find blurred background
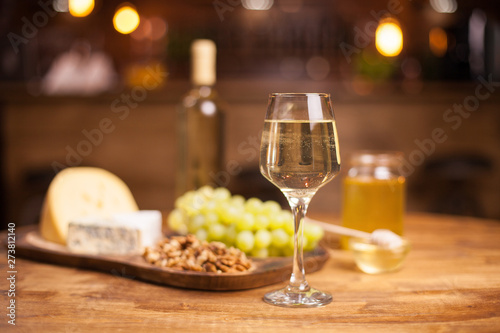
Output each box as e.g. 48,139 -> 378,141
1,0 -> 499,229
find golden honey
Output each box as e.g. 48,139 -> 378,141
340,152 -> 406,249
349,237 -> 410,274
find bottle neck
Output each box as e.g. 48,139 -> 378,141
191,39 -> 216,87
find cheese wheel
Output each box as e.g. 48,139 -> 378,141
39,167 -> 139,244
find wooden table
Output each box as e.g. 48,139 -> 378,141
1,213 -> 500,332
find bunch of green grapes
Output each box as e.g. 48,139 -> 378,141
167,186 -> 324,257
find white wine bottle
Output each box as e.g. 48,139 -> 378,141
176,39 -> 225,196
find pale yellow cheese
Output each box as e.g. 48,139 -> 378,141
39,167 -> 139,244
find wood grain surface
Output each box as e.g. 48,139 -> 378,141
1,213 -> 500,332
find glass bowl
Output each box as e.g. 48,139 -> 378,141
349,237 -> 411,274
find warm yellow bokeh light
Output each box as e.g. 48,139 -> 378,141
69,0 -> 94,17
429,27 -> 448,57
375,21 -> 403,57
113,6 -> 140,34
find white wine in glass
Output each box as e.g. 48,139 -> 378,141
260,93 -> 341,307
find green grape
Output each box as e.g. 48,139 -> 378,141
304,222 -> 324,244
236,212 -> 255,231
175,190 -> 194,209
271,228 -> 289,248
215,202 -> 240,225
287,234 -> 308,252
236,230 -> 254,253
251,247 -> 269,258
200,200 -> 217,215
182,194 -> 204,217
245,197 -> 263,214
269,210 -> 291,230
167,208 -> 188,234
283,216 -> 295,235
268,216 -> 284,230
254,229 -> 272,249
195,229 -> 208,241
231,195 -> 246,207
224,205 -> 242,225
213,187 -> 231,202
191,192 -> 206,211
262,200 -> 282,216
204,211 -> 219,226
187,214 -> 206,233
171,186 -> 325,257
215,201 -> 227,218
225,224 -> 238,246
174,196 -> 184,210
254,215 -> 270,230
208,223 -> 226,242
197,185 -> 214,199
281,210 -> 293,220
304,239 -> 319,251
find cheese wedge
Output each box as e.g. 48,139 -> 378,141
39,167 -> 139,244
67,210 -> 163,255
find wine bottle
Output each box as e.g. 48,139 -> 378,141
176,39 -> 225,196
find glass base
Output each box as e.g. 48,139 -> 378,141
263,287 -> 332,308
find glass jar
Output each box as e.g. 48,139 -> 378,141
341,151 -> 406,249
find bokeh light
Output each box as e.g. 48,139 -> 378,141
149,17 -> 168,40
131,16 -> 168,41
242,0 -> 274,11
68,0 -> 94,17
430,0 -> 457,14
429,27 -> 448,57
375,19 -> 403,57
113,5 -> 140,35
306,56 -> 330,81
53,0 -> 69,12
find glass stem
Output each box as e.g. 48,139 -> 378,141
285,195 -> 312,292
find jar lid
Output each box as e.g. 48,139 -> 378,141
349,151 -> 404,167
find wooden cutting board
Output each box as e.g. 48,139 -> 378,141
14,225 -> 329,291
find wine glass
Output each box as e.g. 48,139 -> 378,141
259,93 -> 341,307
